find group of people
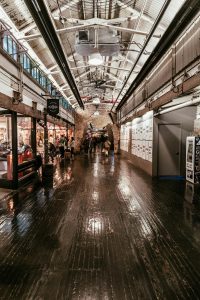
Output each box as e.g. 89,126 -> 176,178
48,133 -> 112,162
80,134 -> 112,156
48,135 -> 75,162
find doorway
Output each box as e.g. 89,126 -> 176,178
158,124 -> 181,176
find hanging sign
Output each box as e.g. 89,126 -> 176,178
47,99 -> 59,116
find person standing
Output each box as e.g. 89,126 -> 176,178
104,138 -> 111,156
59,135 -> 65,158
70,137 -> 75,160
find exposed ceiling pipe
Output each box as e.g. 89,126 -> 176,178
154,97 -> 200,116
24,0 -> 84,109
115,0 -> 200,112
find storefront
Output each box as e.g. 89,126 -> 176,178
0,110 -> 37,188
0,103 -> 74,188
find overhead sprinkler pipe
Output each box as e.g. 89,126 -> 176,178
154,97 -> 200,116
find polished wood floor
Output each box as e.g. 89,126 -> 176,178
0,154 -> 200,299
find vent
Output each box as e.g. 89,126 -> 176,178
75,28 -> 120,57
78,30 -> 89,42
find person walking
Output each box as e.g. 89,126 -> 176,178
70,137 -> 75,160
48,142 -> 56,162
104,138 -> 111,156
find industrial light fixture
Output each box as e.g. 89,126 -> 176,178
92,97 -> 101,104
88,53 -> 103,66
94,111 -> 100,116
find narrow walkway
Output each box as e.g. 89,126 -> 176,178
0,154 -> 200,299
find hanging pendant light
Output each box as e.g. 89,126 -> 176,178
88,53 -> 103,66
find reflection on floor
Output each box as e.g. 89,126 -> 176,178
0,154 -> 200,299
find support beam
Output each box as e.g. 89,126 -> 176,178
20,22 -> 161,41
103,24 -> 161,38
116,0 -> 166,31
52,0 -> 80,15
70,64 -> 134,72
19,0 -> 80,33
47,64 -> 58,71
0,92 -> 68,126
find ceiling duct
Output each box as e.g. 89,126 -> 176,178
75,27 -> 120,57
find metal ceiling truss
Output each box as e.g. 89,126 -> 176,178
116,0 -> 200,111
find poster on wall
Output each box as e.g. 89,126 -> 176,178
121,112 -> 153,161
186,137 -> 195,171
145,141 -> 149,161
186,136 -> 200,183
148,142 -> 152,162
142,141 -> 146,159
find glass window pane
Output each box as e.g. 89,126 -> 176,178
47,82 -> 52,94
12,41 -> 17,61
32,66 -> 39,80
23,55 -> 30,72
20,53 -> 24,66
3,36 -> 8,52
7,36 -> 13,55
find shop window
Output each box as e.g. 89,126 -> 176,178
17,116 -> 33,161
0,113 -> 12,180
18,117 -> 31,147
36,121 -> 44,157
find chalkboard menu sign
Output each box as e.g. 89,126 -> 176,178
47,99 -> 59,116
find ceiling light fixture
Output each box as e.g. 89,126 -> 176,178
94,111 -> 100,116
92,97 -> 101,104
88,53 -> 103,66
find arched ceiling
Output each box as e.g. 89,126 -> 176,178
0,0 -> 187,117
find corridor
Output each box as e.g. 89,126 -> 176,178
0,154 -> 200,299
